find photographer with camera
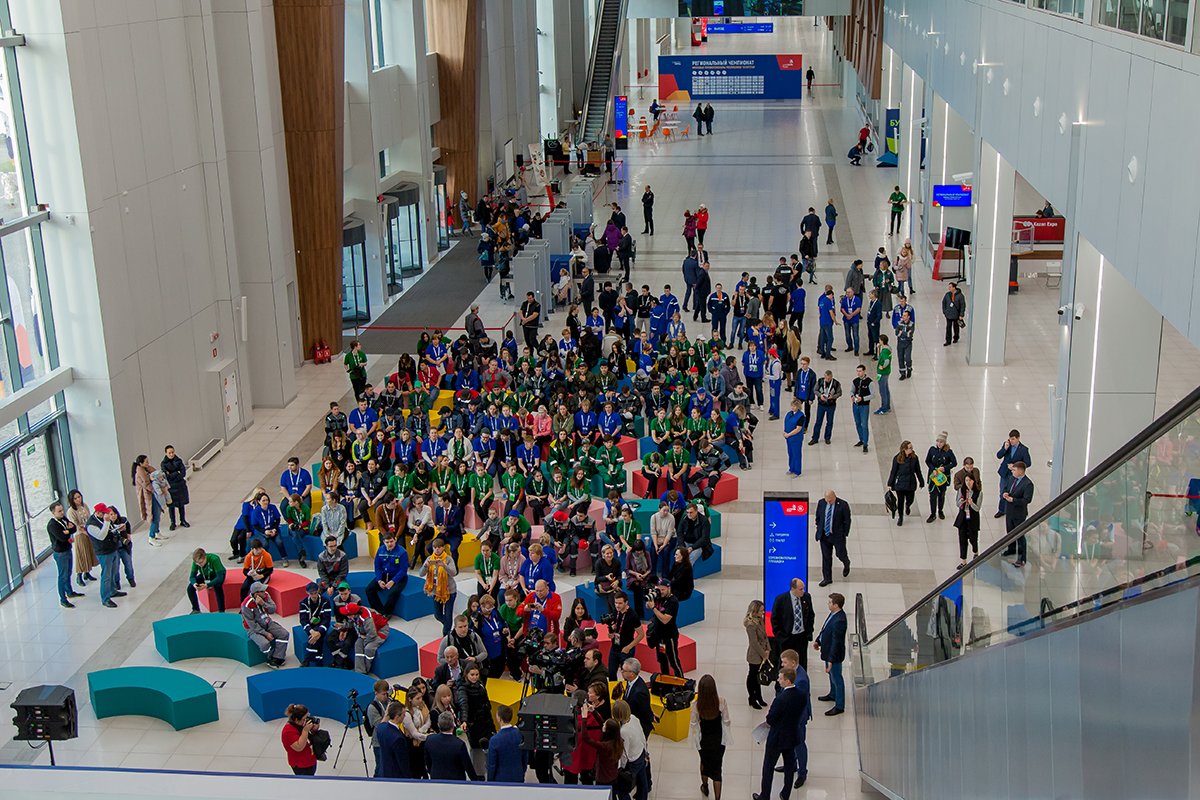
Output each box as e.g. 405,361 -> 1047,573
606,591 -> 645,678
518,579 -> 563,642
281,703 -> 320,775
242,581 -> 289,668
647,578 -> 683,677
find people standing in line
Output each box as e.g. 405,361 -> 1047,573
813,592 -> 848,715
850,365 -> 872,454
770,577 -> 815,673
160,445 -> 190,530
703,103 -> 714,135
681,246 -> 700,313
641,185 -> 654,235
872,248 -> 895,312
683,211 -> 698,253
693,256 -> 712,325
689,674 -> 731,800
887,441 -> 925,526
925,432 -> 958,523
695,204 -> 709,246
814,490 -> 851,587
895,309 -> 915,380
617,227 -> 634,282
783,399 -> 806,476
1001,461 -> 1034,568
744,600 -> 769,708
874,333 -> 892,414
994,429 -> 1031,517
824,198 -> 837,244
48,501 -> 84,609
954,471 -> 983,569
693,102 -> 706,135
752,666 -> 805,800
807,370 -> 841,446
345,339 -> 368,401
66,490 -> 98,588
942,281 -> 966,346
840,286 -> 861,355
887,185 -> 908,236
816,285 -> 837,360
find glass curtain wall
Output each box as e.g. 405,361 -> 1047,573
0,1 -> 78,601
382,183 -> 424,296
1099,0 -> 1192,46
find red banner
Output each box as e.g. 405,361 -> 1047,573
1013,216 -> 1066,243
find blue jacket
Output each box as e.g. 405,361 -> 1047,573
376,721 -> 411,778
789,286 -> 806,313
742,349 -> 764,378
817,608 -> 848,663
794,368 -> 817,401
486,725 -> 528,782
520,556 -> 555,593
436,504 -> 464,539
682,256 -> 701,285
251,504 -> 281,535
374,543 -> 409,584
660,293 -> 681,319
891,302 -> 915,329
425,732 -> 479,781
818,293 -> 836,326
996,441 -> 1032,477
866,298 -> 883,327
689,392 -> 713,418
765,686 -> 805,750
234,500 -> 256,532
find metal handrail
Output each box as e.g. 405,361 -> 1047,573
579,0 -> 629,144
865,382 -> 1200,648
577,0 -> 607,142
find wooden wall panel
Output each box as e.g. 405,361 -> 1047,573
426,0 -> 479,207
275,0 -> 345,357
845,0 -> 883,101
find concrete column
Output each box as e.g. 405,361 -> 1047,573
635,18 -> 651,83
922,93 -> 973,262
1057,237 -> 1163,488
897,63 -> 924,245
964,139 -> 1014,366
881,44 -> 902,112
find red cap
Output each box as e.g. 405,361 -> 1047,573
344,603 -> 360,615
93,503 -> 111,515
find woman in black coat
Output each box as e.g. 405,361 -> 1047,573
887,440 -> 924,527
667,545 -> 694,601
161,445 -> 190,529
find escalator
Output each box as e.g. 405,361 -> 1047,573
580,0 -> 627,145
851,385 -> 1200,799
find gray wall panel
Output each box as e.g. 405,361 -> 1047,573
855,585 -> 1200,799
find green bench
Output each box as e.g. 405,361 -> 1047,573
152,613 -> 267,667
88,666 -> 219,730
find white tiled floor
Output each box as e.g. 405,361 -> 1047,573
4,16 -> 1200,799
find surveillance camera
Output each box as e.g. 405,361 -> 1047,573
1057,304 -> 1070,316
951,171 -> 974,183
1073,303 -> 1085,321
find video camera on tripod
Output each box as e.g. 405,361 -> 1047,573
520,629 -> 584,692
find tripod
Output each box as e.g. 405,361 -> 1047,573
332,695 -> 370,777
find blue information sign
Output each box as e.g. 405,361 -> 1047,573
932,184 -> 972,207
707,23 -> 775,33
614,95 -> 628,150
763,492 -> 809,605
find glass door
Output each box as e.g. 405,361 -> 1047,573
433,165 -> 450,252
342,221 -> 370,325
382,183 -> 424,295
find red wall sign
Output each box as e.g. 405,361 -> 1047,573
1013,216 -> 1066,243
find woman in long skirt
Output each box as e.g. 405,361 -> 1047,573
783,399 -> 805,476
66,490 -> 98,587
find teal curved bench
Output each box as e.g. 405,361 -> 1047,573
152,613 -> 267,666
88,666 -> 219,730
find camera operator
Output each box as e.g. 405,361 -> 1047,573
647,578 -> 683,676
439,615 -> 487,674
606,591 -> 645,678
282,703 -> 319,775
567,647 -> 610,695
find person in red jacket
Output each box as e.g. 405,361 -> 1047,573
695,205 -> 709,246
517,580 -> 562,642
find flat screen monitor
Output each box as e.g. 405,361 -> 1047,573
932,184 -> 972,207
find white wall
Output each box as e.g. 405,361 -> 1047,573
884,0 -> 1200,351
11,0 -> 298,512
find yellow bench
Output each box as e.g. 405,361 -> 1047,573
310,489 -> 323,513
650,695 -> 690,742
486,678 -> 528,718
367,528 -> 381,559
457,531 -> 482,570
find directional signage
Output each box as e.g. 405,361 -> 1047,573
707,23 -> 775,33
763,491 -> 809,606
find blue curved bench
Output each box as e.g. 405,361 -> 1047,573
247,667 -> 377,726
290,625 -> 418,679
153,613 -> 266,666
343,570 -> 430,620
89,666 -> 218,730
692,544 -> 722,580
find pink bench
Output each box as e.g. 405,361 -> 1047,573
198,569 -> 309,617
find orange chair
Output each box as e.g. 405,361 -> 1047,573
680,125 -> 690,139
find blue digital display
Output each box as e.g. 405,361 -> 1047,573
707,23 -> 775,33
932,184 -> 972,207
763,492 -> 809,605
614,96 -> 627,141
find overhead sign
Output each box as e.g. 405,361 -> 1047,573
659,54 -> 804,100
1013,216 -> 1066,243
932,184 -> 973,207
707,22 -> 775,33
763,492 -> 809,606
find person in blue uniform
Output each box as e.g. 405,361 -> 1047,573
783,399 -> 805,476
766,347 -> 783,420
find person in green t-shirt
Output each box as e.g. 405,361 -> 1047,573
187,548 -> 227,613
875,332 -> 893,414
888,185 -> 908,236
344,339 -> 368,400
474,540 -> 500,598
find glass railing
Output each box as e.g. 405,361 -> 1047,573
856,384 -> 1200,685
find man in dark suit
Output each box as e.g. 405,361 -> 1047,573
486,705 -> 528,782
425,711 -> 480,781
619,656 -> 657,790
814,592 -> 848,715
813,490 -> 852,587
753,667 -> 805,800
432,645 -> 463,691
994,429 -> 1031,517
376,702 -> 411,778
770,578 -> 815,672
1001,462 -> 1034,567
579,267 -> 595,314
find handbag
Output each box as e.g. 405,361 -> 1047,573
757,652 -> 777,686
615,767 -> 635,794
884,490 -> 897,518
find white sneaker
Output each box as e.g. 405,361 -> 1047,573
148,536 -> 164,547
155,532 -> 171,540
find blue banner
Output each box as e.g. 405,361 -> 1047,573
614,95 -> 628,149
763,493 -> 809,605
877,108 -> 899,167
659,54 -> 804,100
707,22 -> 775,33
932,184 -> 972,207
